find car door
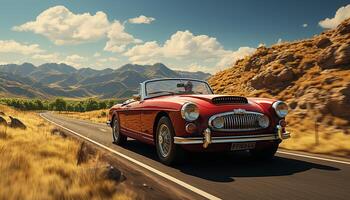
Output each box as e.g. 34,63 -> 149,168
124,101 -> 142,135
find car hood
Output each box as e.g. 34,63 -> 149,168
153,94 -> 276,114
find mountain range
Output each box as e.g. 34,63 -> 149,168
0,63 -> 211,99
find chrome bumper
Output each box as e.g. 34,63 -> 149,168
174,126 -> 290,148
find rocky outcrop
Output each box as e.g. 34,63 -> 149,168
209,17 -> 350,129
9,116 -> 26,129
0,116 -> 7,126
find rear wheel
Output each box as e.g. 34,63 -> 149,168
155,116 -> 184,165
250,143 -> 278,160
112,117 -> 127,145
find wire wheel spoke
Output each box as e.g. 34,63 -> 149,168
158,124 -> 172,157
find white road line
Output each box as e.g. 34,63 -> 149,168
277,150 -> 350,165
40,113 -> 221,200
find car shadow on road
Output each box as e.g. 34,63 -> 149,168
123,140 -> 340,183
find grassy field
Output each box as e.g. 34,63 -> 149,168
0,105 -> 134,200
60,109 -> 350,158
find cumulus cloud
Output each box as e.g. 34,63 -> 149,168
32,53 -> 60,62
124,41 -> 162,64
302,23 -> 308,28
13,6 -> 110,45
13,5 -> 140,52
98,57 -> 118,63
216,47 -> 256,68
104,21 -> 142,53
65,54 -> 84,62
0,40 -> 44,55
277,38 -> 282,44
63,54 -> 86,67
128,15 -> 155,24
319,4 -> 350,29
124,30 -> 255,72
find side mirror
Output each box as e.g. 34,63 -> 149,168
132,94 -> 141,101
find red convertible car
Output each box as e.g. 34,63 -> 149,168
107,78 -> 290,165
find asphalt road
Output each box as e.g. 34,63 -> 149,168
41,112 -> 350,200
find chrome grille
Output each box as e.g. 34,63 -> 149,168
209,111 -> 269,132
212,96 -> 248,104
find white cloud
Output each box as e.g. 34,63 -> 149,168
98,57 -> 118,63
128,15 -> 155,24
277,38 -> 282,44
124,41 -> 162,64
216,47 -> 256,68
302,23 -> 308,28
319,4 -> 350,29
32,53 -> 60,62
63,54 -> 85,67
104,21 -> 142,53
13,6 -> 110,45
124,30 -> 255,72
93,52 -> 101,57
184,63 -> 212,73
13,5 -> 140,51
65,54 -> 84,62
0,40 -> 44,55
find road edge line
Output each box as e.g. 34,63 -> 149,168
277,150 -> 350,165
40,113 -> 221,200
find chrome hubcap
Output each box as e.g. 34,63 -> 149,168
158,124 -> 171,157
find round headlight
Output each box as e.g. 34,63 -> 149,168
212,116 -> 225,129
181,102 -> 199,122
272,101 -> 289,118
258,115 -> 270,128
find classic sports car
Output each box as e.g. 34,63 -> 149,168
107,78 -> 290,165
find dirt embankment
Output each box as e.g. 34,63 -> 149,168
209,18 -> 350,157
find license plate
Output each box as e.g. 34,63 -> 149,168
231,142 -> 256,151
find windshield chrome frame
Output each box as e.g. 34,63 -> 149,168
139,78 -> 213,100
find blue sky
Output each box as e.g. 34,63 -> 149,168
0,0 -> 349,73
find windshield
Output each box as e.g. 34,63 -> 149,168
145,79 -> 213,98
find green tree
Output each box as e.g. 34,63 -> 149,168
85,99 -> 99,111
98,101 -> 107,109
54,98 -> 67,112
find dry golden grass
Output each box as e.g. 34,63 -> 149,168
0,105 -> 134,200
59,110 -> 108,124
280,113 -> 350,157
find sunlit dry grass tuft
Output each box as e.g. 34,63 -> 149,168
0,105 -> 134,200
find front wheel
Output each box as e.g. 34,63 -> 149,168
155,116 -> 184,165
112,117 -> 127,145
249,143 -> 278,160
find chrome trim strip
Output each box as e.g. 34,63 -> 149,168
174,134 -> 279,144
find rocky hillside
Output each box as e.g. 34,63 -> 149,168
209,18 -> 350,155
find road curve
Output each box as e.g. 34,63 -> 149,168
41,112 -> 350,200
